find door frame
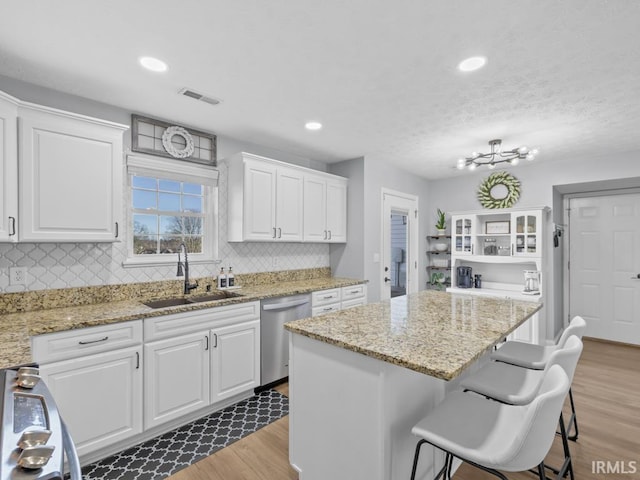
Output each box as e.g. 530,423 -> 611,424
381,188 -> 419,300
563,187 -> 640,335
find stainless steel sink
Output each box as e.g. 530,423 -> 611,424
142,298 -> 193,309
188,291 -> 243,303
143,291 -> 242,309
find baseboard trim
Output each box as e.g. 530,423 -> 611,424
583,336 -> 640,349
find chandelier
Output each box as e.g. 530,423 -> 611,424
456,139 -> 539,170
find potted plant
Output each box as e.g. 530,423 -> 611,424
435,208 -> 446,235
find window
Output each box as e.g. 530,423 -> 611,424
125,154 -> 219,266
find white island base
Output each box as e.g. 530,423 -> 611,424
289,333 -> 489,480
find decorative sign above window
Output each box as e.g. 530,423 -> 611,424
131,114 -> 217,166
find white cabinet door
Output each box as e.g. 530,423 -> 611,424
511,210 -> 542,257
144,331 -> 210,429
211,319 -> 260,402
276,167 -> 304,241
452,215 -> 476,255
0,92 -> 18,242
326,179 -> 347,243
18,105 -> 126,242
38,346 -> 142,458
303,175 -> 327,242
243,159 -> 277,241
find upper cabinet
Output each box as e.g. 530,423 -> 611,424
303,174 -> 347,243
18,103 -> 128,242
227,152 -> 348,243
0,91 -> 18,242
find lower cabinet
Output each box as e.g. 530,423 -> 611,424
144,331 -> 211,429
312,284 -> 368,316
37,345 -> 143,457
211,319 -> 260,403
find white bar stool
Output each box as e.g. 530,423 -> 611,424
410,365 -> 570,480
461,336 -> 583,480
491,316 -> 586,440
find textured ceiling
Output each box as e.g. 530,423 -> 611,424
1,1 -> 639,179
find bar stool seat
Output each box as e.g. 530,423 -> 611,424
410,365 -> 571,480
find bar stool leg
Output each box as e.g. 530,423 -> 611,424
566,388 -> 579,441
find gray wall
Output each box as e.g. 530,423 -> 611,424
427,151 -> 640,339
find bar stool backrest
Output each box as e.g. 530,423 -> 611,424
500,365 -> 570,472
557,316 -> 586,348
544,335 -> 583,384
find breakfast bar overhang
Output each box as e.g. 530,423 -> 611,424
285,290 -> 542,480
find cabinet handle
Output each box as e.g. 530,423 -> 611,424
323,295 -> 334,299
349,290 -> 359,294
213,333 -> 218,348
471,244 -> 473,255
328,230 -> 332,240
135,351 -> 140,369
78,336 -> 109,345
273,227 -> 277,238
8,216 -> 16,236
324,230 -> 327,240
278,227 -> 282,238
323,307 -> 333,311
511,244 -> 514,256
205,335 -> 209,350
115,222 -> 119,238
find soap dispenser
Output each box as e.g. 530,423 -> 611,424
227,267 -> 235,287
217,267 -> 227,289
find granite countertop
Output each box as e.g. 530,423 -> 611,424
285,289 -> 542,381
0,276 -> 364,369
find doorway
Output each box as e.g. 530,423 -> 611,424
382,189 -> 418,300
567,192 -> 640,345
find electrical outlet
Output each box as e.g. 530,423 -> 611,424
9,267 -> 27,286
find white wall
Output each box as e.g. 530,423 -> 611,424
427,151 -> 640,339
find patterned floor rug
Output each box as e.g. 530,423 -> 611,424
80,389 -> 289,480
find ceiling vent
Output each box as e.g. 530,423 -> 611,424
178,88 -> 222,106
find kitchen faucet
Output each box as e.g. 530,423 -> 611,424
176,243 -> 198,294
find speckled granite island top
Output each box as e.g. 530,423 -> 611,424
285,290 -> 542,380
0,274 -> 364,370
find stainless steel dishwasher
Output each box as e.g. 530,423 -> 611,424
260,293 -> 311,387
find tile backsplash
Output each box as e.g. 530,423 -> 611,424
0,161 -> 330,293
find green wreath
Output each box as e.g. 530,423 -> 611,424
477,171 -> 521,209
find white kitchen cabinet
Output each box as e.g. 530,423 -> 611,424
210,319 -> 260,402
303,174 -> 348,242
144,331 -> 211,429
32,321 -> 143,459
312,284 -> 367,316
452,214 -> 476,255
0,91 -> 18,242
512,210 -> 543,257
227,153 -> 303,241
227,152 -> 347,243
18,103 -> 127,242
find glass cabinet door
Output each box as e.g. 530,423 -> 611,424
513,212 -> 540,256
453,216 -> 474,255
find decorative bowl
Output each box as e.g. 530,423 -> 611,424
434,243 -> 448,252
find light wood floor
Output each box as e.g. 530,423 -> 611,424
169,339 -> 639,480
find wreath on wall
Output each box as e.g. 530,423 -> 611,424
162,125 -> 195,159
477,171 -> 521,209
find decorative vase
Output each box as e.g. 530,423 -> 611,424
437,229 -> 446,236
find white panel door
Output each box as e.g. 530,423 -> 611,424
276,167 -> 303,241
18,106 -> 124,241
569,194 -> 640,345
243,160 -> 277,240
326,179 -> 347,243
39,346 -> 142,457
144,332 -> 210,429
0,93 -> 18,242
303,175 -> 327,241
211,320 -> 260,402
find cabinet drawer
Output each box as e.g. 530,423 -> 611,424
341,284 -> 366,301
312,289 -> 341,306
32,320 -> 143,364
312,304 -> 341,317
341,297 -> 366,310
144,301 -> 260,341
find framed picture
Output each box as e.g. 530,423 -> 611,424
485,220 -> 510,234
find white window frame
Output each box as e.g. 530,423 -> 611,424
123,153 -> 219,267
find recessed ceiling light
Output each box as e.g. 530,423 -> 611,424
305,121 -> 323,131
458,56 -> 487,72
139,56 -> 168,72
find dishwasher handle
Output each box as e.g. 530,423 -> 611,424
262,299 -> 310,311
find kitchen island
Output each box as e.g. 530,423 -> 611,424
284,289 -> 542,480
